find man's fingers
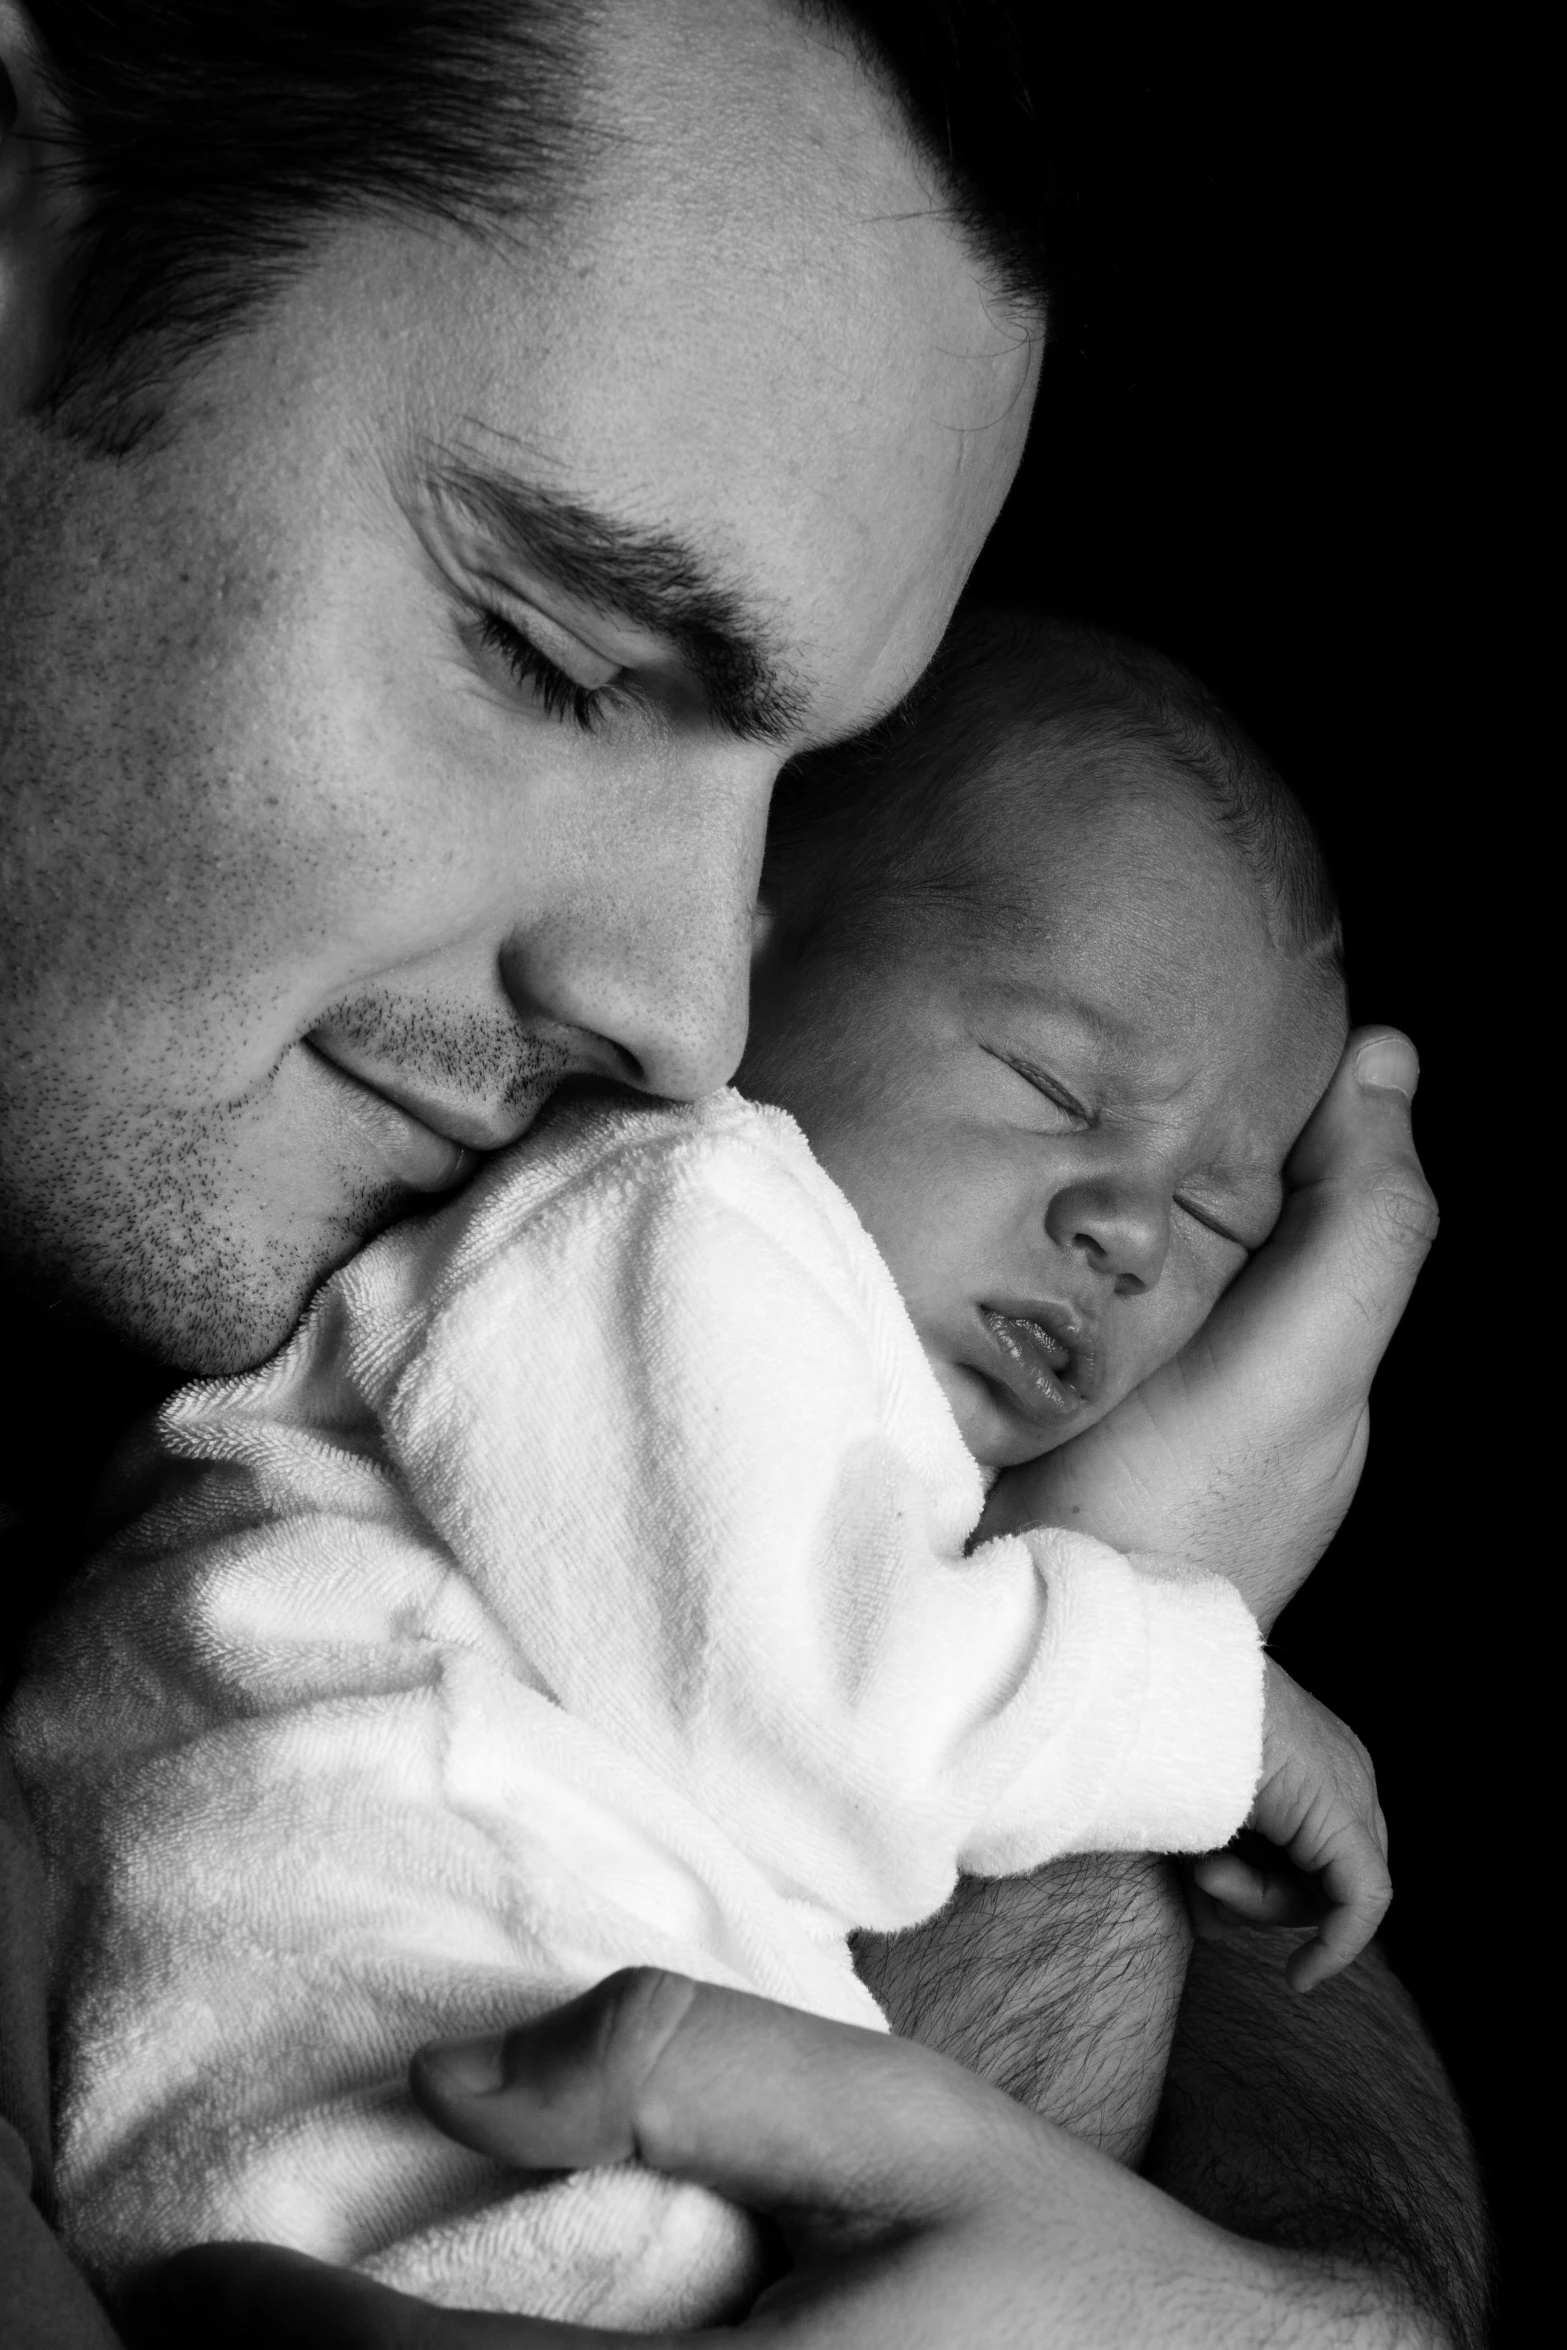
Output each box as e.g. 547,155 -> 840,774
415,1967 -> 1018,2225
1220,1026 -> 1437,1409
412,1966 -> 700,2172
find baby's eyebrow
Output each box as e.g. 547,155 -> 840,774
424,449 -> 811,746
990,987 -> 1133,1065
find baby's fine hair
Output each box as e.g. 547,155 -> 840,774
764,606 -> 1344,984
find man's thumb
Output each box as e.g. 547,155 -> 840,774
1278,1027 -> 1439,1350
413,1968 -> 1014,2223
1211,1025 -> 1438,1422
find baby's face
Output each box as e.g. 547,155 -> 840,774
741,770 -> 1345,1468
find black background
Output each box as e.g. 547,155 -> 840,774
976,17 -> 1515,2327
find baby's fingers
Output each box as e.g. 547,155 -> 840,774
1283,1837 -> 1394,1993
1188,1821 -> 1393,1991
1190,1844 -> 1322,1927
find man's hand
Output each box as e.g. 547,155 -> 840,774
123,1968 -> 1419,2350
978,1029 -> 1436,1630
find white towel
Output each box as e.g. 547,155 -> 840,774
6,1088 -> 1263,2324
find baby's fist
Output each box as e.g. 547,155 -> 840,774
1191,1658 -> 1392,1991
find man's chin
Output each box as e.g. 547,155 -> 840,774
158,1209 -> 419,1377
1,1181 -> 434,1379
3,1252 -> 306,1380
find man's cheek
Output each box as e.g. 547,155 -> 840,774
119,749 -> 485,1030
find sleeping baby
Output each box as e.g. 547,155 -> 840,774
3,610 -> 1390,2330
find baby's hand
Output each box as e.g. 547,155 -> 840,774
1190,1658 -> 1392,1992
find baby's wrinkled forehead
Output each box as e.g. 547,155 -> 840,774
936,638 -> 1341,972
941,734 -> 1348,1190
959,728 -> 1255,914
769,605 -> 1346,1087
948,730 -> 1308,970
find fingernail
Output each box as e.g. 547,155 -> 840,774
1355,1037 -> 1418,1100
415,2032 -> 506,2097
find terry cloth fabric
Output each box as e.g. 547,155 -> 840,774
4,1089 -> 1263,2326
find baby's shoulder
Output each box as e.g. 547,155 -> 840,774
469,1084 -> 822,1222
484,1086 -> 865,1276
338,1088 -> 859,1326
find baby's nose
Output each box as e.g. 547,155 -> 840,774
1044,1180 -> 1171,1294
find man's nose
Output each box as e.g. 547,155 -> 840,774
1044,1177 -> 1172,1295
500,755 -> 776,1103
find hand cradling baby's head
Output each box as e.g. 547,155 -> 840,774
740,611 -> 1348,1468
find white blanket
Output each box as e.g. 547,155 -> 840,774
6,1089 -> 1262,2325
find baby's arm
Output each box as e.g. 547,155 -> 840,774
983,1440 -> 1393,1983
1191,1657 -> 1392,1991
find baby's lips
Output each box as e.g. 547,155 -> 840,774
979,1309 -> 1085,1422
983,1293 -> 1104,1404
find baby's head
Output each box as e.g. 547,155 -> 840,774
740,610 -> 1347,1469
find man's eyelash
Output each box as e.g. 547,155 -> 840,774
475,610 -> 608,732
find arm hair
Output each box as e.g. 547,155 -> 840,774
856,1859 -> 1492,2349
1146,1925 -> 1493,2350
854,1853 -> 1190,2167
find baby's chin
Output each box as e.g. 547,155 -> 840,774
941,1361 -> 1116,1473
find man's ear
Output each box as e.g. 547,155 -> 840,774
0,0 -> 87,414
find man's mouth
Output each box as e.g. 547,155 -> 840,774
302,1041 -> 484,1196
302,1002 -> 579,1191
976,1302 -> 1100,1424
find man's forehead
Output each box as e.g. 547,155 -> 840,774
400,6 -> 1038,736
582,0 -> 979,278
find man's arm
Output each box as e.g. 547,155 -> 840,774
854,1853 -> 1191,2167
860,1856 -> 1489,2345
127,1964 -> 1485,2350
1147,1923 -> 1492,2350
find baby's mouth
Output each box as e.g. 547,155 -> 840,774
978,1306 -> 1099,1423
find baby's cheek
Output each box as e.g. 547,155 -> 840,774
934,1356 -> 1062,1472
1103,1271 -> 1224,1403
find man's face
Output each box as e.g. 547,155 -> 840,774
741,766 -> 1345,1468
0,0 -> 1035,1369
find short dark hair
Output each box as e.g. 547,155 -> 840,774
763,605 -> 1346,980
25,0 -> 1044,451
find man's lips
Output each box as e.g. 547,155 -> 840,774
976,1302 -> 1101,1423
303,1041 -> 481,1195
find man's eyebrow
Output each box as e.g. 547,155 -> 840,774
427,453 -> 810,746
